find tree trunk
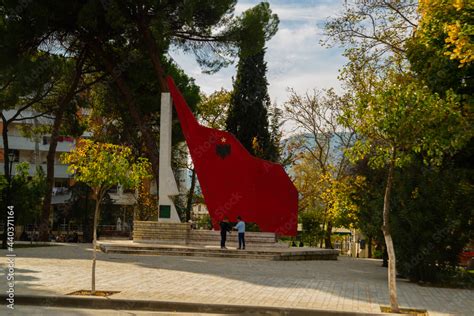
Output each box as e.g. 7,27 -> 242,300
38,106 -> 64,241
39,52 -> 85,241
382,152 -> 399,313
1,116 -> 11,249
382,245 -> 388,267
1,117 -> 10,181
136,14 -> 168,92
83,188 -> 91,243
325,220 -> 333,249
368,236 -> 373,259
88,43 -> 161,185
319,220 -> 325,248
91,189 -> 102,295
185,168 -> 196,222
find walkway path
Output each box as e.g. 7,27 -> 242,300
1,244 -> 472,315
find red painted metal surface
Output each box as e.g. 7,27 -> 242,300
167,77 -> 297,236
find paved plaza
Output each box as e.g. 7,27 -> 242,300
12,305 -> 222,316
1,243 -> 472,315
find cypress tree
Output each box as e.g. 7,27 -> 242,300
225,2 -> 279,162
226,49 -> 278,161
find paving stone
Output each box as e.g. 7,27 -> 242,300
0,243 -> 473,315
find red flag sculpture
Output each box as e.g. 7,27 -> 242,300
167,77 -> 297,236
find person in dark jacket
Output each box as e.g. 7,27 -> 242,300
220,217 -> 231,249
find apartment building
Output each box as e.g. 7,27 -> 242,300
0,110 -> 76,204
0,110 -> 136,217
0,109 -> 193,230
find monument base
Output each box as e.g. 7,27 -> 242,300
109,221 -> 340,260
133,221 -> 190,245
132,221 -> 282,248
100,240 -> 339,261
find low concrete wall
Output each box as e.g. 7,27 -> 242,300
189,230 -> 279,247
133,221 -> 282,247
133,221 -> 191,244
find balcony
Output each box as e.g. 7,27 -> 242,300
0,162 -> 70,178
0,135 -> 75,152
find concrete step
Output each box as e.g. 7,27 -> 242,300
187,239 -> 277,244
115,250 -> 276,260
102,247 -> 277,259
188,241 -> 288,248
108,247 -> 273,254
191,231 -> 276,236
99,244 -> 339,261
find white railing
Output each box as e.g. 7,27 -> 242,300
0,162 -> 70,178
0,135 -> 75,152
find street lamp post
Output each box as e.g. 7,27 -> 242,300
8,152 -> 14,178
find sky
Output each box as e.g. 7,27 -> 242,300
169,0 -> 347,107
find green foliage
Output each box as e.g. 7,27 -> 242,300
348,160 -> 385,243
88,57 -> 201,147
0,51 -> 62,112
226,48 -> 278,161
345,76 -> 472,168
196,214 -> 212,230
224,2 -> 279,162
268,105 -> 284,163
348,148 -> 474,283
134,182 -> 158,221
285,87 -> 356,248
236,2 -> 279,57
197,88 -> 231,129
392,154 -> 474,283
415,0 -> 473,66
66,182 -> 95,242
406,1 -> 473,96
245,222 -> 260,232
300,209 -> 324,247
61,139 -> 151,198
323,1 -> 473,296
2,163 -> 46,225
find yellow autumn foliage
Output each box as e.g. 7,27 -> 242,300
417,0 -> 473,67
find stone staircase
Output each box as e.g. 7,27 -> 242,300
100,244 -> 277,259
99,243 -> 339,261
124,221 -> 339,260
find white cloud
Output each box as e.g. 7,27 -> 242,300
169,0 -> 347,132
235,0 -> 342,21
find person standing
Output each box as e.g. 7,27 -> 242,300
219,217 -> 231,249
234,216 -> 246,250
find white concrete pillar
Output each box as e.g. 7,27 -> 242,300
158,92 -> 181,222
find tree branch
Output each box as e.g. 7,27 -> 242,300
383,1 -> 417,28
